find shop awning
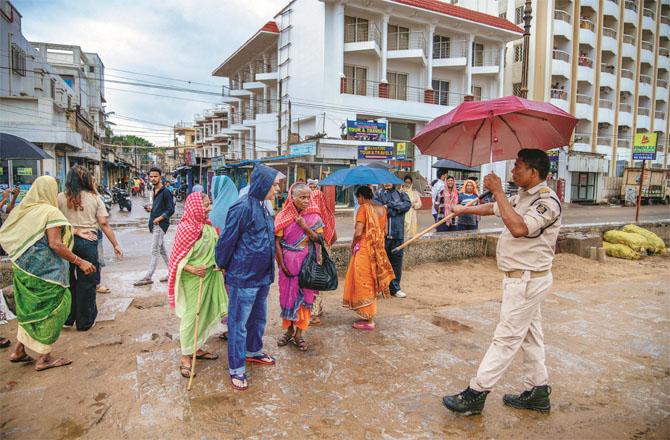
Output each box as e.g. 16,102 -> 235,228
0,132 -> 53,160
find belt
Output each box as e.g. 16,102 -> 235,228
505,269 -> 551,279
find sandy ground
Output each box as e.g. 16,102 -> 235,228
1,217 -> 669,439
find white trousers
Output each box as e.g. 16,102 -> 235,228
470,272 -> 552,392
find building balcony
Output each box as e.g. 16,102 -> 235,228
659,47 -> 670,69
657,78 -> 669,99
641,41 -> 654,63
598,99 -> 615,124
573,133 -> 591,151
624,0 -> 638,23
194,113 -> 205,122
581,0 -> 597,9
471,49 -> 500,74
620,68 -> 634,91
243,81 -> 265,91
576,94 -> 593,120
604,0 -> 620,17
622,34 -> 636,58
229,88 -> 253,99
637,110 -> 651,130
577,57 -> 595,84
619,102 -> 633,126
602,27 -> 618,52
579,19 -> 596,47
643,8 -> 656,29
553,10 -> 572,38
600,64 -> 616,89
661,16 -> 670,37
597,136 -> 612,147
387,31 -> 427,64
432,40 -> 467,69
344,23 -> 382,57
655,111 -> 667,130
550,89 -> 569,111
639,74 -> 653,97
552,50 -> 571,77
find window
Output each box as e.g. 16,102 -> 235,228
344,64 -> 367,96
433,35 -> 451,59
61,75 -> 74,88
10,44 -> 26,76
388,24 -> 409,50
472,85 -> 482,101
388,72 -> 408,100
50,79 -> 56,98
515,6 -> 524,24
89,66 -> 95,73
499,12 -> 507,19
472,43 -> 484,66
513,82 -> 522,97
344,16 -> 369,43
432,80 -> 450,106
513,43 -> 523,63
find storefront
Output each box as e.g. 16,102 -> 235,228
0,159 -> 41,202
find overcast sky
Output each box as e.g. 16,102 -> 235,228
14,0 -> 280,145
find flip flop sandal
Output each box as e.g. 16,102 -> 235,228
352,320 -> 375,331
230,374 -> 248,391
159,276 -> 168,283
245,353 -> 276,365
309,317 -> 321,326
35,358 -> 71,371
179,364 -> 195,378
10,353 -> 33,363
277,331 -> 294,347
96,286 -> 111,294
0,338 -> 10,348
292,338 -> 308,351
133,279 -> 153,286
195,351 -> 219,360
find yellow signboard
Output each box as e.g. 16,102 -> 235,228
632,133 -> 657,160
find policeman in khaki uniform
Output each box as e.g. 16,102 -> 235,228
443,149 -> 561,416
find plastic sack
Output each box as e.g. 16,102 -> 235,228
603,230 -> 648,252
622,224 -> 666,255
603,242 -> 640,260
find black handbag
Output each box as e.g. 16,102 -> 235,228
298,237 -> 338,291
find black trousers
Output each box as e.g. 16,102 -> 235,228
384,238 -> 403,294
65,236 -> 99,331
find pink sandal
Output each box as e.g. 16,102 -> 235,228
352,320 -> 375,331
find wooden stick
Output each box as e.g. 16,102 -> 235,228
392,196 -> 481,253
187,276 -> 205,391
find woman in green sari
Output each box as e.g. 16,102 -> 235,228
167,192 -> 227,378
0,176 -> 95,371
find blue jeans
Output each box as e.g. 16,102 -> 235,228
226,284 -> 270,375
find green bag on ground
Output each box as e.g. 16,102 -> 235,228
603,242 -> 640,260
603,230 -> 648,252
622,224 -> 666,254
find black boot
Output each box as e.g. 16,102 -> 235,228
503,385 -> 551,413
442,387 -> 489,415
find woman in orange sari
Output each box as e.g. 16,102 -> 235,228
342,186 -> 395,330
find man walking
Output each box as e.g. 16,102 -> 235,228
442,149 -> 561,415
134,167 -> 175,286
216,164 -> 281,391
375,183 -> 411,298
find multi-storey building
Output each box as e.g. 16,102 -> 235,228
494,0 -> 669,202
203,0 -> 523,180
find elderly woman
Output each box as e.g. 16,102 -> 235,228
400,175 -> 423,239
274,183 -> 324,351
167,192 -> 228,378
343,186 -> 395,330
0,176 -> 96,370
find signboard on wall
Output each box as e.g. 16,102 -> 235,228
289,141 -> 317,156
211,155 -> 226,171
632,133 -> 657,161
395,142 -> 407,160
347,120 -> 387,142
358,145 -> 394,159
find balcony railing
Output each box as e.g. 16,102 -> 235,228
640,74 -> 652,84
345,23 -> 381,47
576,94 -> 593,104
638,107 -> 650,116
601,63 -> 615,74
660,47 -> 670,57
254,58 -> 278,74
599,98 -> 614,109
620,102 -> 632,112
580,18 -> 595,31
553,49 -> 570,62
662,16 -> 670,25
550,88 -> 568,100
618,138 -> 631,149
655,111 -> 666,119
553,9 -> 571,23
658,78 -> 668,88
341,78 -> 482,105
388,31 -> 426,53
643,8 -> 655,19
623,34 -> 636,45
575,133 -> 591,144
641,40 -> 654,51
432,40 -> 467,59
624,0 -> 637,12
607,0 -> 618,4
472,49 -> 500,67
578,54 -> 594,68
603,27 -> 617,39
621,68 -> 634,79
597,136 -> 611,146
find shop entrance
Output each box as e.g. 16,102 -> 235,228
570,172 -> 597,203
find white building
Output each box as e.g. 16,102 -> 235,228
200,0 -> 523,181
0,0 -> 107,189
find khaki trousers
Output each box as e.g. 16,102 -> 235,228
470,271 -> 552,392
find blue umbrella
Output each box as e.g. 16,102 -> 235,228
319,165 -> 403,186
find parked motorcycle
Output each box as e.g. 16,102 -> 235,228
100,188 -> 113,212
174,186 -> 187,203
112,187 -> 132,212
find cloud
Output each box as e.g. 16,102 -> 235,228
13,0 -> 280,144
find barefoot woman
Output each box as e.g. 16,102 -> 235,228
0,176 -> 96,371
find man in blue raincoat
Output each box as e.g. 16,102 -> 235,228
215,164 -> 281,391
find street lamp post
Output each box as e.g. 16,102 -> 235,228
520,0 -> 533,99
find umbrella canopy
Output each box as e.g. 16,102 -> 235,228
412,96 -> 577,167
0,133 -> 53,160
431,159 -> 479,172
319,165 -> 403,186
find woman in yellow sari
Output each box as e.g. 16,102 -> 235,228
399,175 -> 423,239
342,186 -> 395,330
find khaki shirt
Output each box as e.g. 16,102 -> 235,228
493,182 -> 561,272
57,191 -> 108,232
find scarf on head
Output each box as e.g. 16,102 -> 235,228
441,183 -> 459,226
310,189 -> 336,245
167,192 -> 211,308
274,183 -> 321,235
0,176 -> 72,261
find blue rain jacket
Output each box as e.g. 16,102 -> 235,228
215,164 -> 278,288
374,188 -> 411,240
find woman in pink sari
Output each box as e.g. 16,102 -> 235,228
274,183 -> 324,351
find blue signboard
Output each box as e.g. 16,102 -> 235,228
347,120 -> 387,142
358,145 -> 394,159
290,142 -> 317,156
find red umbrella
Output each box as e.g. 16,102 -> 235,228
412,96 -> 577,167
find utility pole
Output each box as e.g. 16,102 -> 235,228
288,99 -> 292,146
520,0 -> 533,99
277,80 -> 282,156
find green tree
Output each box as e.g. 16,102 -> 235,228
110,135 -> 155,147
